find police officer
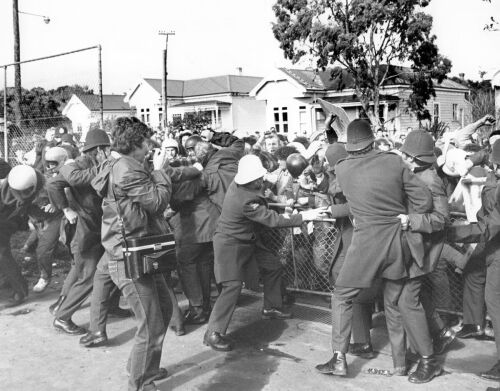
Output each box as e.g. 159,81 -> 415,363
203,154 -> 325,351
0,165 -> 45,307
315,120 -> 434,382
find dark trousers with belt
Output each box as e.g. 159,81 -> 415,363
0,233 -> 27,298
56,245 -> 102,321
107,254 -> 172,391
34,213 -> 62,280
485,258 -> 500,360
332,279 -> 432,367
176,242 -> 213,312
462,250 -> 487,326
206,280 -> 243,335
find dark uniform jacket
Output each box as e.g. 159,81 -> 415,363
92,155 -> 172,261
47,155 -> 104,253
202,139 -> 244,212
335,150 -> 432,288
169,177 -> 220,246
448,172 -> 500,266
213,181 -> 303,283
0,170 -> 45,236
407,166 -> 448,277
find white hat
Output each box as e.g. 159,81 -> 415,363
162,138 -> 179,150
234,154 -> 267,185
8,165 -> 37,190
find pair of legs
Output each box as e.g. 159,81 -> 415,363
33,213 -> 62,283
176,243 -> 213,317
107,255 -> 172,391
0,232 -> 28,302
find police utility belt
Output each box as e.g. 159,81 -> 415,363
109,167 -> 176,280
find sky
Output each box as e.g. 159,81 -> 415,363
0,0 -> 499,94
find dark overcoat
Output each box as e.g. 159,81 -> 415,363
407,166 -> 448,278
335,150 -> 432,288
214,181 -> 302,283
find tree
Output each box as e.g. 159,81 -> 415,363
272,0 -> 452,127
169,111 -> 211,133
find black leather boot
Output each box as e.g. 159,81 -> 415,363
80,331 -> 108,347
315,353 -> 347,376
480,361 -> 500,381
53,318 -> 86,335
203,331 -> 232,351
49,295 -> 66,316
348,343 -> 376,359
433,327 -> 456,355
408,356 -> 442,383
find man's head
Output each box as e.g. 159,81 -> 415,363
400,130 -> 436,169
111,117 -> 149,163
264,134 -> 280,155
275,145 -> 298,169
8,165 -> 39,201
162,138 -> 179,160
83,128 -> 111,163
346,119 -> 374,154
45,127 -> 55,142
234,154 -> 267,189
45,147 -> 69,175
490,139 -> 500,176
184,135 -> 203,158
194,140 -> 215,167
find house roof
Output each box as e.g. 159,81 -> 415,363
171,100 -> 232,108
278,67 -> 469,92
142,75 -> 263,98
76,94 -> 130,111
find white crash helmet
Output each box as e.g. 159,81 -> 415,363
162,138 -> 179,151
234,154 -> 267,185
8,165 -> 37,191
45,146 -> 68,173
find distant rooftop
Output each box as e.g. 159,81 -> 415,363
76,94 -> 130,111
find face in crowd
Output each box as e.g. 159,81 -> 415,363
265,136 -> 280,155
165,147 -> 177,160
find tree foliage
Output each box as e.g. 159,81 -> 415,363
272,0 -> 452,126
169,111 -> 212,132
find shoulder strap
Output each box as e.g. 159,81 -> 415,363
108,162 -> 129,251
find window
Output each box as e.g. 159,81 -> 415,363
273,107 -> 289,133
452,104 -> 458,121
159,113 -> 163,123
433,103 -> 440,123
459,108 -> 464,127
315,108 -> 326,132
146,114 -> 150,124
141,114 -> 145,122
299,106 -> 308,134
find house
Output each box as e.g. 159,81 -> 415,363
62,94 -> 131,139
124,74 -> 266,133
250,67 -> 472,138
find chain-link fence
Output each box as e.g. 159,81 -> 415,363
264,212 -> 474,315
1,46 -> 103,165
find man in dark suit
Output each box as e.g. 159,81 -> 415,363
315,120 -> 439,383
203,154 -> 324,351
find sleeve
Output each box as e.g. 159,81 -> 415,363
454,119 -> 484,148
242,198 -> 303,228
164,165 -> 201,183
330,203 -> 351,218
468,150 -> 489,167
60,158 -> 108,187
46,175 -> 70,210
408,175 -> 448,233
402,165 -> 433,214
117,167 -> 171,215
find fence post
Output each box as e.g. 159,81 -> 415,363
290,227 -> 299,289
98,45 -> 103,128
3,66 -> 7,161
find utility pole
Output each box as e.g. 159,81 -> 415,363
12,0 -> 21,125
158,30 -> 175,136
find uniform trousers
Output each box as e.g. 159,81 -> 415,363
485,257 -> 500,360
106,254 -> 172,391
206,280 -> 242,335
0,233 -> 28,297
332,279 -> 433,367
176,242 -> 213,312
59,260 -> 80,297
56,245 -> 102,321
33,213 -> 62,280
462,248 -> 487,326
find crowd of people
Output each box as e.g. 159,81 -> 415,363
0,112 -> 499,391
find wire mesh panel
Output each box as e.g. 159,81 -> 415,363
1,46 -> 104,165
265,222 -> 339,294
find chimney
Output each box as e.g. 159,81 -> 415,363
236,67 -> 243,76
459,73 -> 465,81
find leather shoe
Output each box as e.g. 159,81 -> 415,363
480,361 -> 500,381
184,308 -> 208,325
53,318 -> 86,335
153,367 -> 169,381
5,292 -> 26,308
170,323 -> 185,336
203,331 -> 232,352
109,307 -> 133,318
456,324 -> 484,339
315,353 -> 347,376
80,331 -> 108,347
49,295 -> 66,316
434,327 -> 456,355
262,308 -> 292,320
408,356 -> 442,383
348,343 -> 375,359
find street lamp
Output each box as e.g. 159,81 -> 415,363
18,11 -> 51,24
158,30 -> 175,134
